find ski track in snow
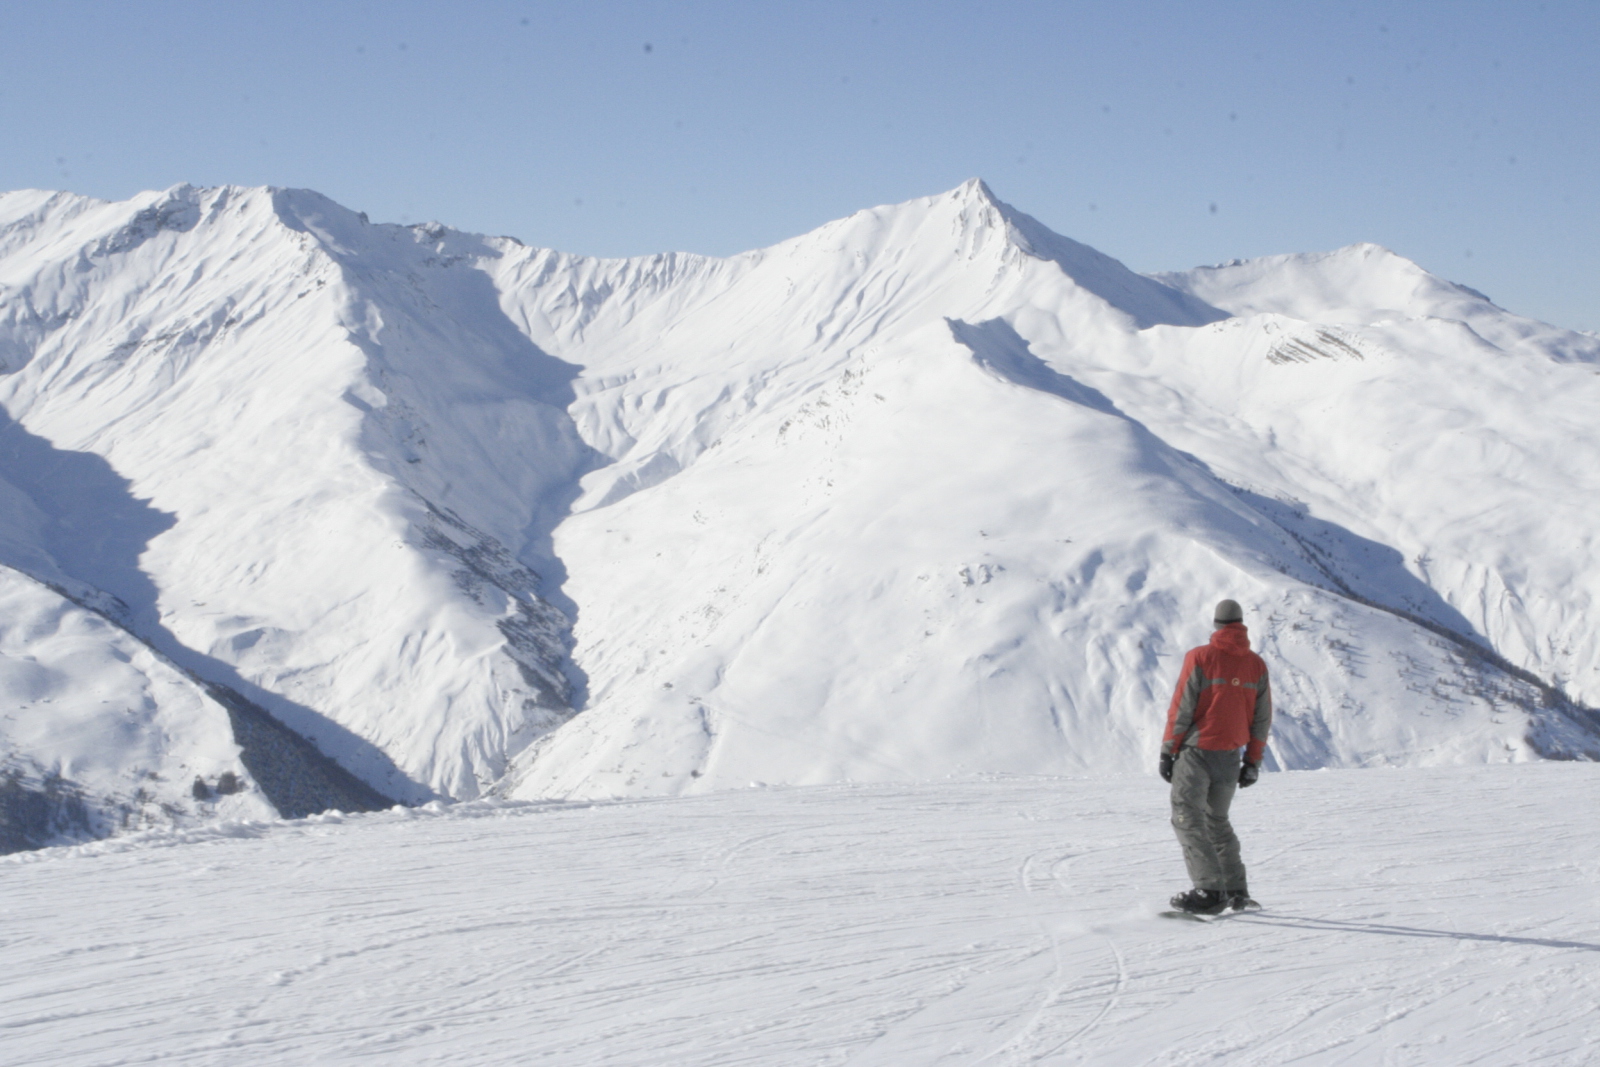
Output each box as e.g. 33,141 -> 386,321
4,764 -> 1597,1066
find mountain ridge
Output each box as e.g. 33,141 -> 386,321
2,180 -> 1597,842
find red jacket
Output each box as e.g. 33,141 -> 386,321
1162,623 -> 1272,763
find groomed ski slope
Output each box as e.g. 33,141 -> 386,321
5,763 -> 1596,1066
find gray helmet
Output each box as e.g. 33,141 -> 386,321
1213,599 -> 1244,626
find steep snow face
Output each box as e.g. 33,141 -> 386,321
2,179 -> 1596,816
509,322 -> 1547,797
0,564 -> 274,851
492,184 -> 1598,797
0,399 -> 275,845
487,180 -> 1222,517
0,185 -> 582,805
1106,254 -> 1600,712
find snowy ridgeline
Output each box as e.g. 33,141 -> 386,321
1,180 -> 1599,848
5,764 -> 1598,1065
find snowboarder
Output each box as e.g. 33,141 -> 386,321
1159,598 -> 1272,915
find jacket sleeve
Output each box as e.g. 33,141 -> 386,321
1245,664 -> 1272,765
1162,652 -> 1203,757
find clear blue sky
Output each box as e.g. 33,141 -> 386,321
4,1 -> 1595,331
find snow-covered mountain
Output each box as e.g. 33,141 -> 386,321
2,179 -> 1596,844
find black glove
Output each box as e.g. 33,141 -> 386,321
1238,761 -> 1259,788
1159,753 -> 1175,783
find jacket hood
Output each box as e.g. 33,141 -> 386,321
1210,622 -> 1252,654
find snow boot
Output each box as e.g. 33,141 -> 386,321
1169,888 -> 1228,915
1226,889 -> 1260,911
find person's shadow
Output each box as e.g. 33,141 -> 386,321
1232,913 -> 1600,952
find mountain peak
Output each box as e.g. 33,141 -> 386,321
956,182 -> 1226,328
952,176 -> 1001,205
1154,241 -> 1500,325
776,181 -> 1223,329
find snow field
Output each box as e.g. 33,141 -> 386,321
4,762 -> 1597,1065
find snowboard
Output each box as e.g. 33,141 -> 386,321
1160,901 -> 1261,922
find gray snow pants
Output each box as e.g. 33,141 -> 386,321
1170,746 -> 1247,892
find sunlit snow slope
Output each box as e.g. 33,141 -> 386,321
0,186 -> 583,824
0,563 -> 275,850
2,180 -> 1597,828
